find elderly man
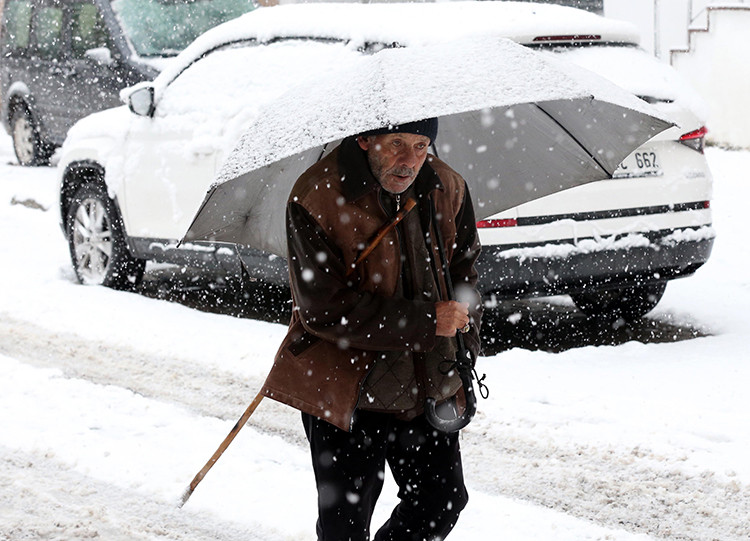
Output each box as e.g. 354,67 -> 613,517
262,118 -> 482,541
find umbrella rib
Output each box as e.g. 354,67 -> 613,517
533,102 -> 610,175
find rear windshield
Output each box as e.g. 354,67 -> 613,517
545,44 -> 679,103
542,43 -> 708,124
111,0 -> 254,57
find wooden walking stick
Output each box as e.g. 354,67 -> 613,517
179,390 -> 264,507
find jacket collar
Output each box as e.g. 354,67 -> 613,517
337,136 -> 444,203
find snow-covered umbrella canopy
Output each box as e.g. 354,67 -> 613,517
184,35 -> 671,257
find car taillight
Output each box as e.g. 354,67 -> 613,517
476,218 -> 518,228
679,126 -> 707,153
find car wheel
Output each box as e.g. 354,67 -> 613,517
570,282 -> 667,321
66,184 -> 146,289
10,107 -> 53,166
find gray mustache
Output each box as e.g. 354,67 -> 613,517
390,167 -> 415,177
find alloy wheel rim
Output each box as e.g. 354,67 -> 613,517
72,197 -> 113,284
13,115 -> 35,165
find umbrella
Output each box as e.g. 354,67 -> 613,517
183,35 -> 672,255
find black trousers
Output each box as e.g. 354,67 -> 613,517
302,409 -> 469,541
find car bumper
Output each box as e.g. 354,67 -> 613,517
476,228 -> 715,299
133,229 -> 715,302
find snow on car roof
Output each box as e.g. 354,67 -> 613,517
233,1 -> 640,46
154,1 -> 640,93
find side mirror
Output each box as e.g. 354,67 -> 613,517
128,86 -> 155,117
84,47 -> 114,66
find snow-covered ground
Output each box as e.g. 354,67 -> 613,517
1,131 -> 749,540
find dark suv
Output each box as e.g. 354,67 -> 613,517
0,0 -> 254,166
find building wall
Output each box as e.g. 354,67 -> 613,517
672,7 -> 750,148
604,0 -> 691,59
604,1 -> 749,148
604,0 -> 747,59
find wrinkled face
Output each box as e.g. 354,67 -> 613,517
357,132 -> 430,194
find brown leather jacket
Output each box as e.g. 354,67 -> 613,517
262,137 -> 482,431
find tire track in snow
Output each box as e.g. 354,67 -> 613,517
0,446 -> 277,541
0,314 -> 306,448
2,314 -> 749,540
462,416 -> 750,541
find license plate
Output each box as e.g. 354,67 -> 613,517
613,150 -> 662,178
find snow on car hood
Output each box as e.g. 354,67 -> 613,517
60,39 -> 368,199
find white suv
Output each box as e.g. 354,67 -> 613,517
57,2 -> 713,321
476,39 -> 713,320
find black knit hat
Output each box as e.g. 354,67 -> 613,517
359,117 -> 438,143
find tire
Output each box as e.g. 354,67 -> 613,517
65,184 -> 146,290
10,106 -> 54,166
570,282 -> 667,321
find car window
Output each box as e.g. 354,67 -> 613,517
2,0 -> 33,51
31,4 -> 63,59
111,0 -> 255,57
71,2 -> 110,58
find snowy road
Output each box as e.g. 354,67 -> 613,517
2,138 -> 750,540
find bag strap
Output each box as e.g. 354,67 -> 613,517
345,198 -> 417,278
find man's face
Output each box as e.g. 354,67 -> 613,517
357,132 -> 430,194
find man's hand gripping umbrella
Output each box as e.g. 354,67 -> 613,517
424,196 -> 488,433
